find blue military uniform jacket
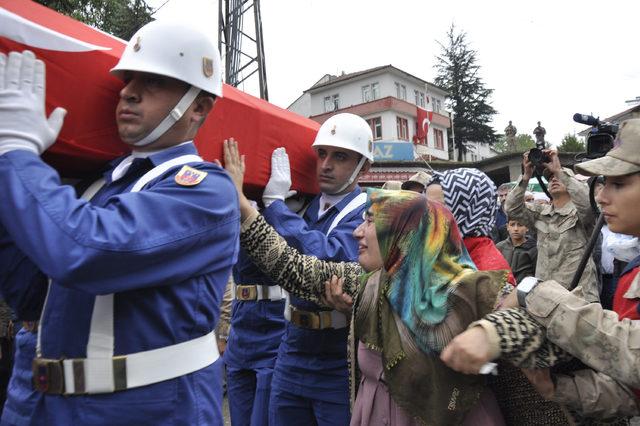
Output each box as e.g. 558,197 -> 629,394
262,187 -> 365,403
0,143 -> 239,425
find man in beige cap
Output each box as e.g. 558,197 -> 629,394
401,171 -> 432,193
441,118 -> 640,418
504,148 -> 599,302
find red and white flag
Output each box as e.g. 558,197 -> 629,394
414,107 -> 433,145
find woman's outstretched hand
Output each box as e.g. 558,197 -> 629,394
321,275 -> 353,314
440,326 -> 494,374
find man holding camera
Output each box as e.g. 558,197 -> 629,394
504,150 -> 599,302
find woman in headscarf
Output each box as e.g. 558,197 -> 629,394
437,168 -> 515,284
437,168 -> 574,425
224,140 -> 508,425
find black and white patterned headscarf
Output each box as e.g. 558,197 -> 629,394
437,168 -> 497,237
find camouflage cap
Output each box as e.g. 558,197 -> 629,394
401,171 -> 432,190
576,118 -> 640,177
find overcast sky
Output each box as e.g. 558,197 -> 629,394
148,0 -> 639,145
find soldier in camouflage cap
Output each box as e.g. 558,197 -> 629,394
442,119 -> 640,418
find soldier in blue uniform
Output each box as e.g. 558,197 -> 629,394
255,113 -> 374,425
223,251 -> 287,426
0,20 -> 238,426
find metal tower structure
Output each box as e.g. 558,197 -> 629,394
218,0 -> 268,100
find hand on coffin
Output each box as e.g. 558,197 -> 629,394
262,147 -> 296,207
0,51 -> 66,156
221,138 -> 255,220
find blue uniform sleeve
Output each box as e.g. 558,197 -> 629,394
262,200 -> 363,262
0,229 -> 47,320
0,151 -> 240,295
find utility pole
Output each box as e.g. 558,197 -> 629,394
218,0 -> 269,100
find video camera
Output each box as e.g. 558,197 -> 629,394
573,113 -> 618,159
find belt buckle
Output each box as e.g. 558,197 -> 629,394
236,285 -> 257,301
32,358 -> 64,394
318,311 -> 332,329
291,310 -> 319,329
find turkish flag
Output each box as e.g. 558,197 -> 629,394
414,107 -> 433,145
0,0 -> 320,197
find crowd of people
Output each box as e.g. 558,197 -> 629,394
0,17 -> 639,426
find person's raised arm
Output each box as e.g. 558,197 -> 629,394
504,152 -> 538,229
543,150 -> 595,231
223,139 -> 363,304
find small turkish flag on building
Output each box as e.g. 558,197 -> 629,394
414,107 -> 433,145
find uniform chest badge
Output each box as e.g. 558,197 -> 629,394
175,165 -> 207,186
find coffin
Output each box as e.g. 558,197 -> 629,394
0,0 -> 320,196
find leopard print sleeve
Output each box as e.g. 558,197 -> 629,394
483,308 -> 573,368
240,212 -> 363,304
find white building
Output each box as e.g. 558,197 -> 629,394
288,65 -> 451,163
461,141 -> 498,162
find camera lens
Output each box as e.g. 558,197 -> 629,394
528,148 -> 544,164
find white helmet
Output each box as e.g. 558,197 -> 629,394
110,20 -> 223,146
312,113 -> 374,163
111,20 -> 223,96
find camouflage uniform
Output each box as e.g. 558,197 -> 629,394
475,273 -> 640,417
504,171 -> 599,302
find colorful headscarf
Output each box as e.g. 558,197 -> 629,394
366,188 -> 476,352
437,168 -> 497,237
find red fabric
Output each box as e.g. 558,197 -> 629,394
413,107 -> 432,145
612,266 -> 640,399
612,268 -> 640,321
463,236 -> 516,285
0,0 -> 319,198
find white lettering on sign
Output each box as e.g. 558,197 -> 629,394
373,144 -> 394,159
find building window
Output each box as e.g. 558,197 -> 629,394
324,94 -> 340,112
414,90 -> 425,107
361,83 -> 379,103
434,99 -> 442,113
395,82 -> 406,100
362,85 -> 371,103
332,94 -> 340,111
396,116 -> 408,140
372,82 -> 379,100
434,129 -> 444,150
324,96 -> 332,112
366,117 -> 382,140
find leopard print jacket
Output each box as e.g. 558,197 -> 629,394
483,308 -> 573,368
240,211 -> 363,304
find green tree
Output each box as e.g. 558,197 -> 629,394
434,24 -> 498,161
558,133 -> 585,152
494,133 -> 536,153
36,0 -> 153,40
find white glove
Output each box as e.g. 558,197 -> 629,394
0,50 -> 66,156
263,147 -> 295,207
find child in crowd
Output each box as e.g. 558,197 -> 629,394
496,218 -> 537,283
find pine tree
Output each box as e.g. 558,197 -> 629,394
434,24 -> 498,161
